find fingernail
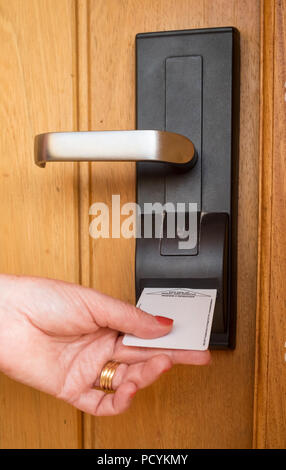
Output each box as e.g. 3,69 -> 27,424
130,390 -> 137,398
155,315 -> 173,326
162,366 -> 172,373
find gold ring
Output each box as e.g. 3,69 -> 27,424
98,360 -> 120,393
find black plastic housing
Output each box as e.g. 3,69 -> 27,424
135,27 -> 240,349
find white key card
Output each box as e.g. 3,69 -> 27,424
123,287 -> 217,351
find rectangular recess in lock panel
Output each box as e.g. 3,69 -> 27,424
135,28 -> 240,349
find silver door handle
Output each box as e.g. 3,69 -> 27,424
34,130 -> 196,167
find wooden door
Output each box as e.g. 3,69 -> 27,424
0,0 -> 285,449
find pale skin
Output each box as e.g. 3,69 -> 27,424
0,275 -> 211,416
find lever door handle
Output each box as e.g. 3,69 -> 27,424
35,130 -> 196,168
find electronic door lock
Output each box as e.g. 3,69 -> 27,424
35,27 -> 239,349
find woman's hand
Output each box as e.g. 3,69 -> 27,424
0,275 -> 210,416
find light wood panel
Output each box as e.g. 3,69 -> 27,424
268,0 -> 286,447
82,0 -> 261,448
253,0 -> 275,448
76,0 -> 91,289
254,0 -> 286,449
0,0 -> 81,448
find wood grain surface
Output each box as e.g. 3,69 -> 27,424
82,0 -> 261,449
253,0 -> 275,449
0,0 -> 81,448
254,0 -> 286,449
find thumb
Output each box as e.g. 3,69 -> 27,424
83,289 -> 173,339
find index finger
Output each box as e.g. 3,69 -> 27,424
113,336 -> 211,365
